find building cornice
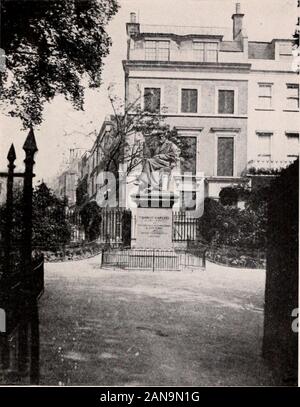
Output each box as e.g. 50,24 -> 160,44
210,127 -> 241,133
122,60 -> 252,73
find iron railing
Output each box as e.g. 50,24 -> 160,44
172,211 -> 198,242
102,248 -> 206,271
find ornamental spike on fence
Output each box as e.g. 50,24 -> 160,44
7,143 -> 16,163
23,128 -> 38,153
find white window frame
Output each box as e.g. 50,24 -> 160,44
257,82 -> 273,110
286,83 -> 299,112
145,39 -> 170,61
178,85 -> 201,115
256,131 -> 273,159
215,86 -> 238,116
279,42 -> 293,58
214,133 -> 236,177
140,83 -> 164,114
193,41 -> 219,63
285,132 -> 299,157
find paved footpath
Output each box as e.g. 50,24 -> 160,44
39,255 -> 276,386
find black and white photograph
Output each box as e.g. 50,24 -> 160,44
0,0 -> 299,393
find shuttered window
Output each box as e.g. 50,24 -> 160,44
181,89 -> 198,113
144,88 -> 161,113
218,90 -> 234,114
217,137 -> 234,176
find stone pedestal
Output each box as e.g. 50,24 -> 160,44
131,192 -> 178,250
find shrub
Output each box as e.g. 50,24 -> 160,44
79,201 -> 102,242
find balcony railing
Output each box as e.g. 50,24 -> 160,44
247,157 -> 297,172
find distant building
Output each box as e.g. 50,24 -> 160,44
77,117 -> 115,206
55,148 -> 86,207
123,3 -> 299,208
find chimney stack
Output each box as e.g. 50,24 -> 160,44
126,12 -> 140,37
130,12 -> 137,23
232,3 -> 244,41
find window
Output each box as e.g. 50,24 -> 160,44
218,90 -> 234,114
144,87 -> 161,113
181,191 -> 197,211
257,132 -> 272,158
217,137 -> 234,176
179,136 -> 197,174
279,43 -> 293,60
258,83 -> 272,109
286,84 -> 299,111
145,40 -> 170,61
193,42 -> 218,62
181,89 -> 198,113
286,132 -> 299,158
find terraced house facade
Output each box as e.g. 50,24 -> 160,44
123,3 -> 299,210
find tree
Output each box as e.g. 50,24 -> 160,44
91,89 -> 195,205
0,182 -> 71,250
32,182 -> 71,249
0,0 -> 119,127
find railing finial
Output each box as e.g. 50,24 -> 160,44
23,127 -> 38,153
7,143 -> 16,163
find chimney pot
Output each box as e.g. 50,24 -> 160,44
236,3 -> 241,14
130,12 -> 137,23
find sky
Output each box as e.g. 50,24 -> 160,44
0,0 -> 298,185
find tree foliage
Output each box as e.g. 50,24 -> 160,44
0,182 -> 71,249
76,174 -> 88,207
198,181 -> 270,249
93,90 -> 196,200
32,182 -> 71,248
79,200 -> 102,242
0,0 -> 119,127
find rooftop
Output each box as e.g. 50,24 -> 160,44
140,24 -> 231,39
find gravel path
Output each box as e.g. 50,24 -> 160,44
39,256 -> 276,386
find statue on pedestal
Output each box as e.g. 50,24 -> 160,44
135,130 -> 180,193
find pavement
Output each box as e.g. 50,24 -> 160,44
38,255 -> 276,386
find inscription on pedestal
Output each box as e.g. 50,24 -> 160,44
135,208 -> 173,249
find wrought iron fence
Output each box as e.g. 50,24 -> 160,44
102,248 -> 206,271
102,249 -> 179,270
172,211 -> 198,242
66,208 -> 132,246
